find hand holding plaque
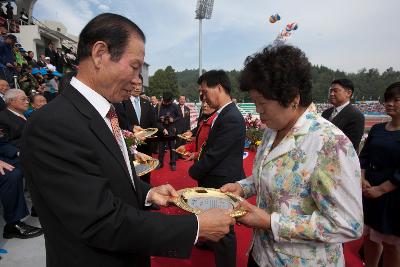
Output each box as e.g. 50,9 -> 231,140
171,187 -> 247,218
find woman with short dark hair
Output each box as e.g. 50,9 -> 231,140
360,82 -> 400,267
222,45 -> 363,266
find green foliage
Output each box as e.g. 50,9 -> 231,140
150,66 -> 400,103
148,66 -> 180,98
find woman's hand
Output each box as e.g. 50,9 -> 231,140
236,200 -> 271,230
135,152 -> 152,163
220,183 -> 244,197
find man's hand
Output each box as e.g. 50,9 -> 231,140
6,63 -> 14,68
147,184 -> 178,207
175,145 -> 186,154
168,117 -> 174,123
361,178 -> 371,191
236,200 -> 271,230
163,129 -> 169,135
135,152 -> 152,163
133,125 -> 144,134
133,126 -> 146,141
182,131 -> 192,138
0,160 -> 14,175
363,186 -> 385,199
184,152 -> 196,161
220,183 -> 244,197
198,209 -> 235,242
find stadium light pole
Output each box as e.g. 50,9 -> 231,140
195,0 -> 214,77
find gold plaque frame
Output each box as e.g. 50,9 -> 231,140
171,187 -> 246,218
135,128 -> 158,139
177,134 -> 192,141
133,158 -> 159,176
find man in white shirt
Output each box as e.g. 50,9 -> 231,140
322,79 -> 365,151
20,13 -> 234,267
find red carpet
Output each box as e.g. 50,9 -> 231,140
150,151 -> 364,267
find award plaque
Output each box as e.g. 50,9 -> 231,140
171,187 -> 246,218
172,148 -> 191,157
135,128 -> 158,139
177,134 -> 192,141
133,158 -> 159,176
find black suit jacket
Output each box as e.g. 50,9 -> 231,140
120,97 -> 157,156
322,103 -> 365,152
0,109 -> 26,148
189,102 -> 246,188
176,105 -> 191,134
0,96 -> 6,111
20,84 -> 197,267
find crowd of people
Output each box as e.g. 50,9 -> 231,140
0,11 -> 399,267
315,101 -> 386,115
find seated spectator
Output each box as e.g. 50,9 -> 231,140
0,26 -> 8,43
0,145 -> 43,239
0,89 -> 29,148
25,50 -> 39,68
37,53 -> 46,68
5,2 -> 13,20
44,71 -> 61,102
44,56 -> 56,72
0,79 -> 9,111
0,34 -> 17,86
24,93 -> 47,118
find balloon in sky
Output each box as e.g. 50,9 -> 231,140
285,22 -> 298,32
269,13 -> 281,23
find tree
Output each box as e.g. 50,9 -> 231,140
148,66 -> 180,99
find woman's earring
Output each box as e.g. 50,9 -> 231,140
292,104 -> 297,110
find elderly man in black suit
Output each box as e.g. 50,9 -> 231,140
0,141 -> 43,239
189,70 -> 246,267
20,13 -> 234,267
322,79 -> 365,152
0,79 -> 9,111
0,89 -> 29,148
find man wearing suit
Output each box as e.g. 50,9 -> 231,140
0,89 -> 29,148
20,13 -> 234,267
0,79 -> 9,111
0,141 -> 43,239
175,95 -> 191,151
119,74 -> 157,183
189,70 -> 246,267
322,79 -> 365,152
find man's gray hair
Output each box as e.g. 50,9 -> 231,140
4,89 -> 26,105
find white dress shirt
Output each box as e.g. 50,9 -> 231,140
70,77 -> 135,187
330,101 -> 350,120
8,108 -> 26,120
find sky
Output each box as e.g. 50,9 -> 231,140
32,0 -> 400,75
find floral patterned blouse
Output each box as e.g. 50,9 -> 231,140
238,104 -> 363,267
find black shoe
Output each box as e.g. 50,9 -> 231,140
156,163 -> 163,170
31,206 -> 38,217
3,221 -> 44,239
170,164 -> 176,171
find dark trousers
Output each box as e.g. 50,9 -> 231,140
0,167 -> 29,224
207,226 -> 236,267
158,140 -> 176,165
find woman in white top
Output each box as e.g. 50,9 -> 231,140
221,45 -> 363,267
